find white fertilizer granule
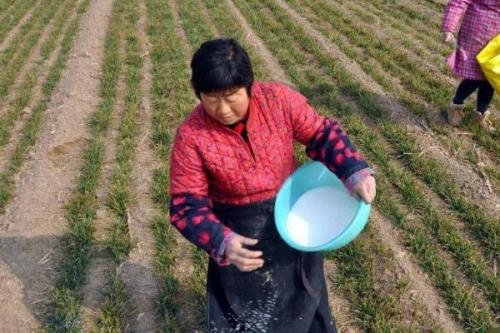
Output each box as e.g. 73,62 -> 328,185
287,186 -> 359,247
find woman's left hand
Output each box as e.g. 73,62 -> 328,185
352,175 -> 376,204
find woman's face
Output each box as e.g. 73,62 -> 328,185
200,87 -> 250,125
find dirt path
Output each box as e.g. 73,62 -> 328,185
0,0 -> 40,53
0,0 -> 113,330
116,1 -> 162,331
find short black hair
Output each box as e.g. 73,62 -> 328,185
190,38 -> 254,98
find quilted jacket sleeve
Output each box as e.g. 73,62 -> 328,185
282,84 -> 325,145
281,85 -> 373,189
170,127 -> 209,197
306,118 -> 372,191
170,128 -> 235,265
442,0 -> 473,33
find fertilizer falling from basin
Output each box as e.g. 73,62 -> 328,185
287,186 -> 359,247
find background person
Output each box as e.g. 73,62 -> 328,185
443,0 -> 500,131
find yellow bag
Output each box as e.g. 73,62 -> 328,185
477,33 -> 500,94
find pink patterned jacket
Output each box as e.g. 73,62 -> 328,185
442,0 -> 500,80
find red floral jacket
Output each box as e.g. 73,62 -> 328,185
169,82 -> 372,264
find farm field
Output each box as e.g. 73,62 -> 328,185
0,0 -> 498,332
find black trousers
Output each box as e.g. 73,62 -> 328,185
453,79 -> 494,114
207,199 -> 337,333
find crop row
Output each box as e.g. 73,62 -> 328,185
95,0 -> 143,330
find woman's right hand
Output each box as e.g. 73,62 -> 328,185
443,32 -> 456,45
225,235 -> 264,272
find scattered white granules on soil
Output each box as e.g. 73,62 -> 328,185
287,186 -> 358,247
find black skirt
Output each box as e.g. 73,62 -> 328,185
207,199 -> 337,333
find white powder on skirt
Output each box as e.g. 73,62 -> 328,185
286,186 -> 358,247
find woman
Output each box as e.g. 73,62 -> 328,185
443,0 -> 499,131
169,38 -> 376,332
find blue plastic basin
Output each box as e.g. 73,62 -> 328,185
274,161 -> 371,252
